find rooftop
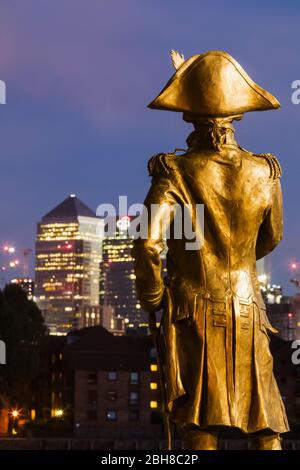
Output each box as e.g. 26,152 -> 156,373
63,326 -> 153,371
42,195 -> 96,222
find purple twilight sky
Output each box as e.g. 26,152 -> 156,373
0,0 -> 299,293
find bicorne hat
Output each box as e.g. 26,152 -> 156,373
148,50 -> 280,116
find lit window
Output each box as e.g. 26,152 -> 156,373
130,372 -> 139,384
150,364 -> 158,372
106,410 -> 117,421
129,391 -> 139,405
150,401 -> 158,409
150,348 -> 157,360
107,371 -> 117,381
150,382 -> 158,390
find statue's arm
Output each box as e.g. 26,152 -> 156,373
256,178 -> 283,260
132,174 -> 177,312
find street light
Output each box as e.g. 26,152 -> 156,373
10,409 -> 20,419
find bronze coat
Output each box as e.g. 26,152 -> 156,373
132,143 -> 289,434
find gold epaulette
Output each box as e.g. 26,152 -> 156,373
253,153 -> 282,179
147,152 -> 176,177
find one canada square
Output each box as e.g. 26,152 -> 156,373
35,195 -> 103,335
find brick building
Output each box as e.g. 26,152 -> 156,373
34,325 -> 162,439
270,335 -> 300,421
31,325 -> 300,442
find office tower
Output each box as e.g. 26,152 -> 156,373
257,257 -> 271,290
267,298 -> 295,341
100,216 -> 148,330
35,195 -> 103,335
102,304 -> 125,336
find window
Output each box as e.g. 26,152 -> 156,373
130,372 -> 139,384
150,348 -> 156,360
129,391 -> 139,405
150,400 -> 158,409
106,410 -> 117,421
129,410 -> 139,422
86,409 -> 98,421
150,382 -> 158,390
150,364 -> 158,372
106,390 -> 118,401
87,372 -> 97,385
87,390 -> 98,405
107,371 -> 117,381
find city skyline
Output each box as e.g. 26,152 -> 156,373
0,1 -> 300,294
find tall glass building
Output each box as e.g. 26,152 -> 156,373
35,195 -> 103,335
100,216 -> 147,330
100,216 -> 167,331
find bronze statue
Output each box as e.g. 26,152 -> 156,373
132,50 -> 289,450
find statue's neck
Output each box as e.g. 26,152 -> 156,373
185,116 -> 239,151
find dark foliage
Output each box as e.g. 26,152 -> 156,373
0,284 -> 46,408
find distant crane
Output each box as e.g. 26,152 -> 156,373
19,248 -> 33,277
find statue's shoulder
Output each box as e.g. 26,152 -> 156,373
252,152 -> 282,180
147,152 -> 178,177
241,147 -> 282,180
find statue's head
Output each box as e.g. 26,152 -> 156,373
148,50 -> 280,151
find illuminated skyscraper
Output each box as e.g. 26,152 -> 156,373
35,195 -> 103,335
100,216 -> 147,330
100,216 -> 167,331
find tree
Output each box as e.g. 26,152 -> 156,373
0,284 -> 46,416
